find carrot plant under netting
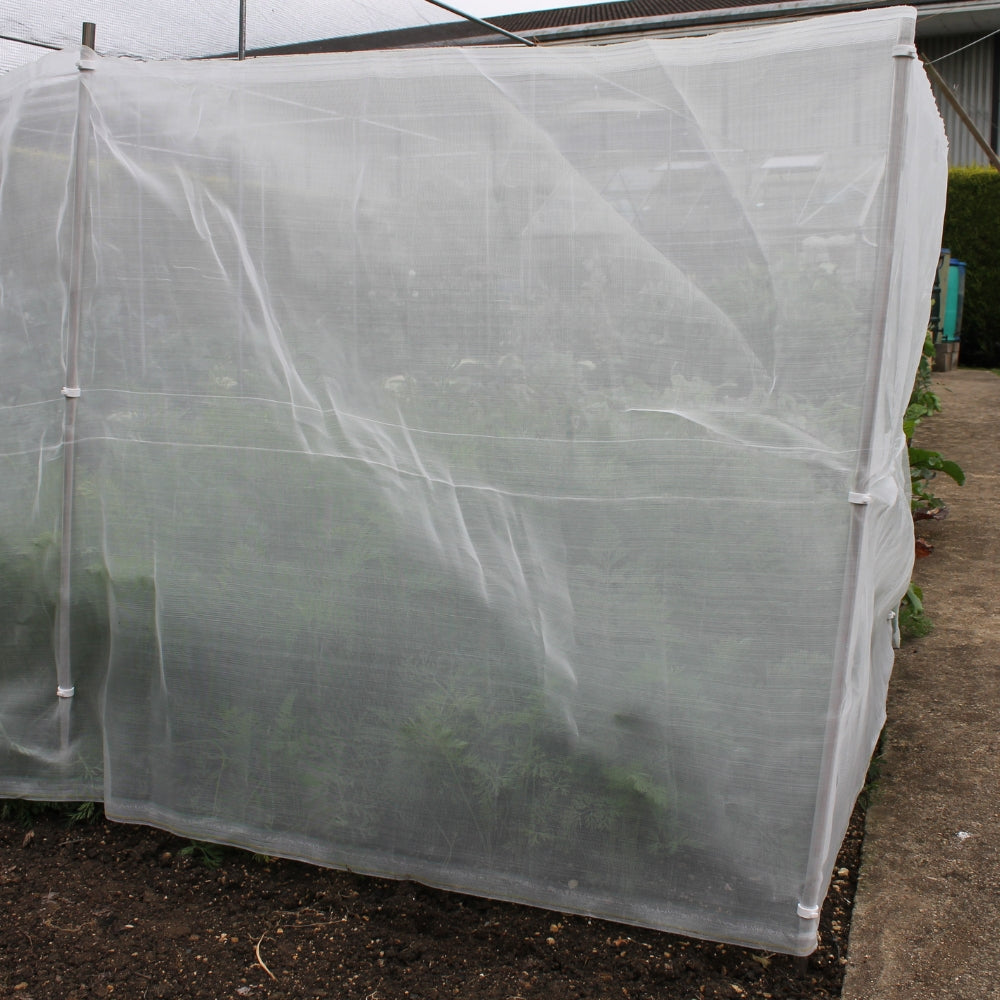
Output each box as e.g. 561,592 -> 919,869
0,7 -> 945,956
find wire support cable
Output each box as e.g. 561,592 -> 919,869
0,33 -> 61,51
926,26 -> 1000,64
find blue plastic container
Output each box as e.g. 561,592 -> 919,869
943,259 -> 966,342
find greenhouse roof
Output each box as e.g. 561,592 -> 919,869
4,0 -> 998,74
0,0 -> 512,73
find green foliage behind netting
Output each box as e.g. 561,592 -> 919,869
941,167 -> 1000,366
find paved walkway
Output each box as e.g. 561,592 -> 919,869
842,369 -> 1000,999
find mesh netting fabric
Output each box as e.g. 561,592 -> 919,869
0,8 -> 946,954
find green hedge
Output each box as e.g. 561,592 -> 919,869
941,167 -> 1000,366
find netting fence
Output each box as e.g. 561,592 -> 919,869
0,7 -> 946,955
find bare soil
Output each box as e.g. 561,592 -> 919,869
843,368 -> 1000,1000
0,803 -> 861,1000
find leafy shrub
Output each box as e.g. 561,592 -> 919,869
898,335 -> 965,639
941,167 -> 1000,366
907,333 -> 965,513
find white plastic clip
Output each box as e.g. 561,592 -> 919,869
57,685 -> 76,699
62,386 -> 81,398
889,609 -> 901,649
848,491 -> 871,505
892,44 -> 917,59
77,58 -> 99,72
797,903 -> 821,921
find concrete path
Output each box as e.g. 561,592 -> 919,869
842,369 -> 1000,999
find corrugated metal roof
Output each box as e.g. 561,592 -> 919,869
492,0 -> 772,30
250,0 -> 1000,56
250,0 -> 813,53
489,0 -> 999,30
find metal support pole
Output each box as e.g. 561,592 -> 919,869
239,0 -> 247,60
423,0 -> 536,46
56,22 -> 96,710
796,28 -> 919,954
992,36 -> 999,154
923,57 -> 1000,173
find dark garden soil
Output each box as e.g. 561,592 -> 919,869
0,803 -> 862,1000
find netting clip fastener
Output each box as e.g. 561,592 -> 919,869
62,386 -> 81,398
893,44 -> 917,59
77,58 -> 98,72
848,491 -> 871,505
797,903 -> 821,920
57,685 -> 76,699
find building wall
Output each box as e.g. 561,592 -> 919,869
920,33 -> 998,167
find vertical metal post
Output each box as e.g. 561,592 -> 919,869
991,35 -> 999,154
56,22 -> 96,711
795,23 -> 918,952
238,0 -> 247,60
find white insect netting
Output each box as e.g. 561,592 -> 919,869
0,7 -> 945,955
1,0 -> 472,74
